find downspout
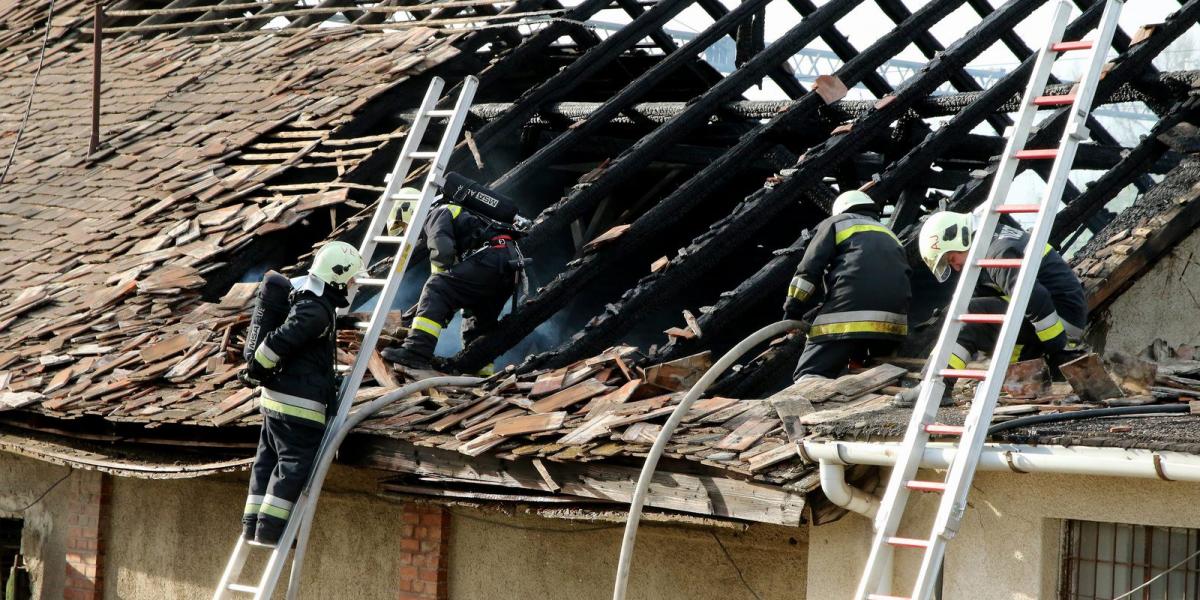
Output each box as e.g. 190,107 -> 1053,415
815,457 -> 892,595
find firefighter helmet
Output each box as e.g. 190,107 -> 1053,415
918,211 -> 974,283
309,241 -> 363,288
831,190 -> 876,216
387,187 -> 421,235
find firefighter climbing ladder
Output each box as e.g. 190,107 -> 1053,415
855,1 -> 1123,599
213,75 -> 479,600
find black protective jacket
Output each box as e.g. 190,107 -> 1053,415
783,208 -> 911,342
977,225 -> 1087,353
426,204 -> 504,272
255,282 -> 340,428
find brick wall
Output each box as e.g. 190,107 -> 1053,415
64,470 -> 110,600
398,503 -> 449,600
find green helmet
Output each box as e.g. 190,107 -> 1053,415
387,188 -> 421,235
918,211 -> 973,283
309,241 -> 363,288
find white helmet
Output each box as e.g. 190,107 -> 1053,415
387,187 -> 421,235
309,241 -> 363,289
831,190 -> 876,216
918,211 -> 973,283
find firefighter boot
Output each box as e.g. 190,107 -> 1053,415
892,380 -> 955,408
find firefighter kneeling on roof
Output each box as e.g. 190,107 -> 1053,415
894,210 -> 1087,407
237,241 -> 363,547
383,174 -> 528,376
784,190 -> 912,381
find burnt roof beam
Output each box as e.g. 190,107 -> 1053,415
520,0 -> 866,245
453,0 -> 990,369
117,0 -> 213,40
491,0 -> 778,193
872,0 -> 1010,134
1050,95 -> 1200,246
693,0 -> 809,99
461,0 -> 698,162
945,0 -> 1200,214
516,0 -> 1057,367
781,0 -> 891,97
864,0 -> 1106,210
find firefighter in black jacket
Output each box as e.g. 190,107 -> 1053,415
784,191 -> 912,380
240,241 -> 363,547
384,202 -> 519,375
895,211 -> 1087,406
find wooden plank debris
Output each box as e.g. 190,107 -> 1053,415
1060,353 -> 1124,403
530,378 -> 609,413
493,411 -> 567,437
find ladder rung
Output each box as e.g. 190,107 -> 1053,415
355,321 -> 371,329
926,423 -> 965,436
374,235 -> 406,244
1051,40 -> 1094,51
1034,94 -> 1076,107
391,191 -> 421,200
867,595 -> 912,600
426,109 -> 455,117
336,364 -> 351,372
227,584 -> 260,594
958,313 -> 1006,324
1014,148 -> 1059,160
357,278 -> 388,286
886,536 -> 931,549
995,204 -> 1041,214
977,258 -> 1024,268
940,368 -> 988,380
409,151 -> 438,159
906,480 -> 948,493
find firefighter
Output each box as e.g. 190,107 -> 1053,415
894,211 -> 1087,406
382,199 -> 520,376
784,190 -> 911,381
240,241 -> 363,547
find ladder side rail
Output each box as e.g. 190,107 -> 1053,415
344,77 -> 445,311
282,76 -> 479,600
856,4 -> 1074,596
212,539 -> 251,600
910,3 -> 1122,597
283,377 -> 481,600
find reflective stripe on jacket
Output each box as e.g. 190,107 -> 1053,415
784,210 -> 912,342
979,226 -> 1087,353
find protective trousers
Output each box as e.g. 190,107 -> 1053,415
400,248 -> 515,362
243,414 -> 325,544
952,296 -> 1050,368
794,338 -> 900,381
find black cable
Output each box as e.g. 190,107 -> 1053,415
0,0 -> 56,185
987,404 -> 1188,435
1,468 -> 72,513
710,531 -> 764,600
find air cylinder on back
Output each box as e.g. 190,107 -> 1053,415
243,270 -> 293,364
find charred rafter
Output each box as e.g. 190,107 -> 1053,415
946,0 -> 1200,215
454,0 -> 1029,371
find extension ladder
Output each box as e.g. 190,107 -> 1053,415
213,75 -> 479,600
854,1 -> 1123,598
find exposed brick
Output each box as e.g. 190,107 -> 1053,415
396,504 -> 449,600
64,471 -> 109,600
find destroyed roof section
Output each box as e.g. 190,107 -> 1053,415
1072,151 -> 1200,314
0,6 -> 507,420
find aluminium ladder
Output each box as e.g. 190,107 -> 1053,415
854,1 -> 1123,598
213,75 -> 479,600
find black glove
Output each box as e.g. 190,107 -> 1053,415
239,359 -> 276,388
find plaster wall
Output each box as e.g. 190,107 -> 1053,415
0,451 -> 72,599
807,469 -> 1200,599
1094,225 -> 1200,356
448,508 -> 808,600
102,464 -> 405,600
